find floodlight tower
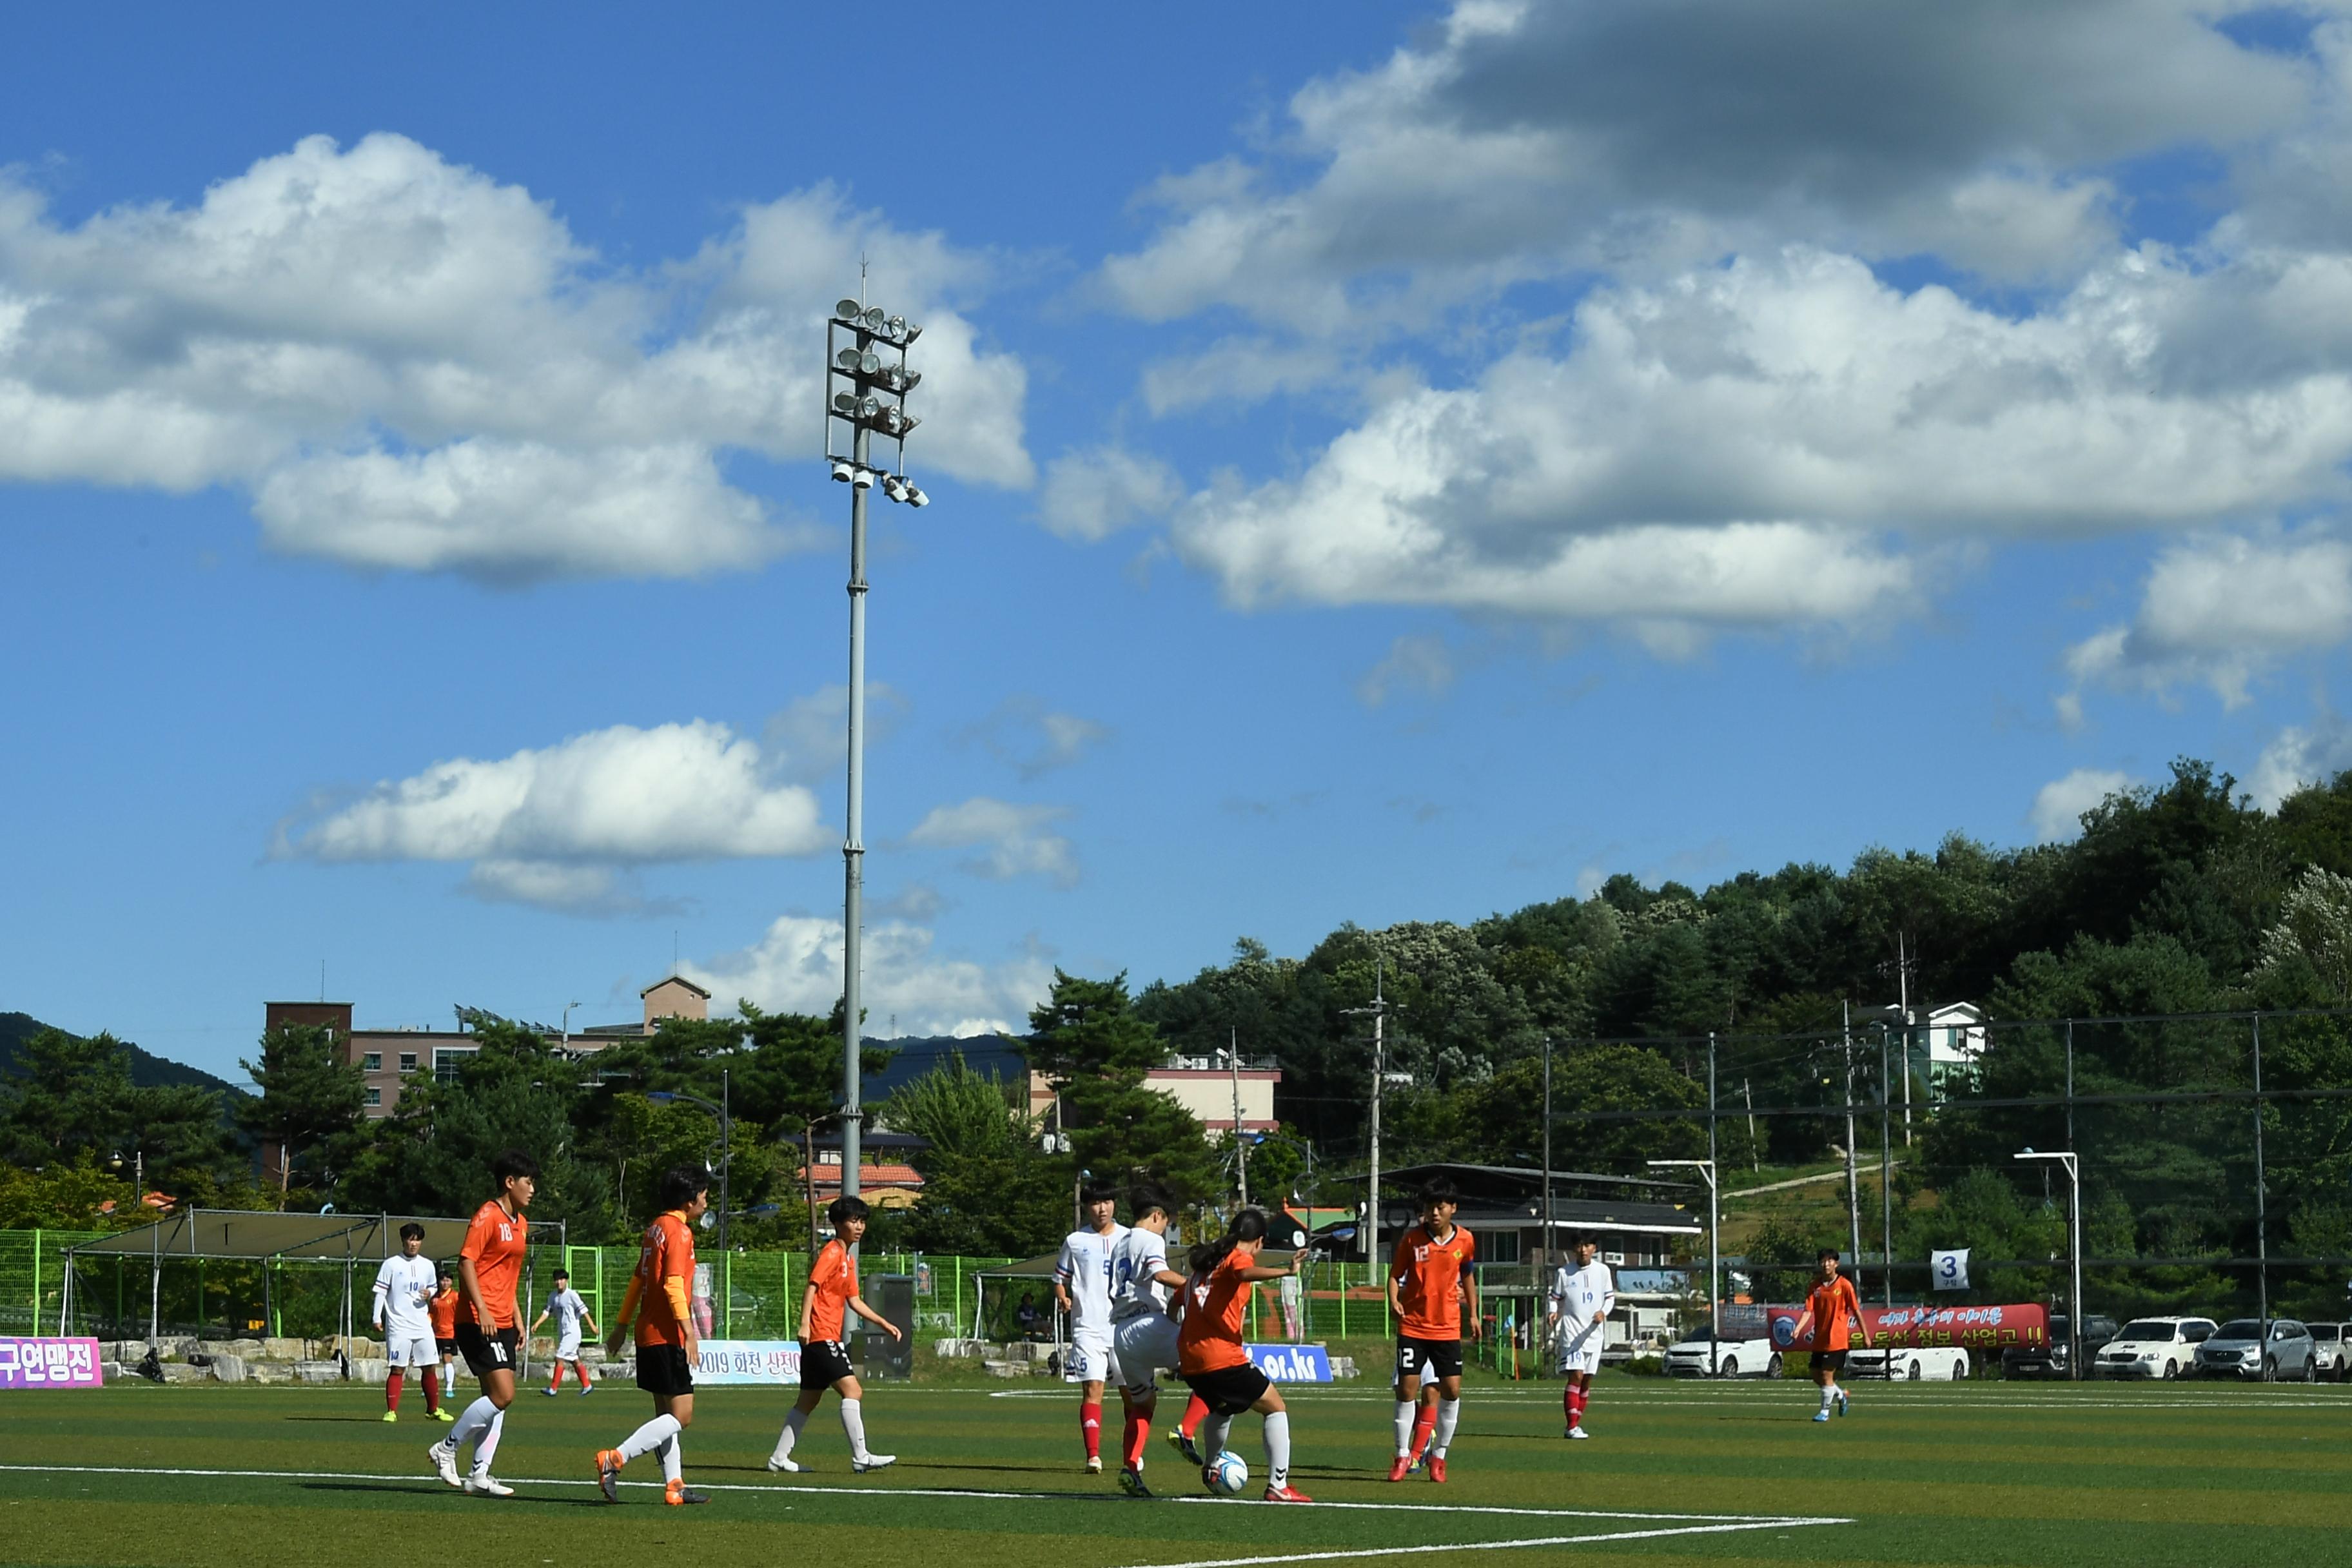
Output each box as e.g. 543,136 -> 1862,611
825,292 -> 928,1218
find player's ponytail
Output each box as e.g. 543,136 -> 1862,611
1189,1206 -> 1268,1276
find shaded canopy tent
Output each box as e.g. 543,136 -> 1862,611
59,1210 -> 564,1344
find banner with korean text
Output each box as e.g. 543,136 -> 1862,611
0,1337 -> 103,1389
1767,1302 -> 2048,1352
693,1339 -> 801,1385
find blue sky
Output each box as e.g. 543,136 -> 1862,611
8,3 -> 2352,1080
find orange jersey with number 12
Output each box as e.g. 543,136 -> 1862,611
1391,1225 -> 1476,1340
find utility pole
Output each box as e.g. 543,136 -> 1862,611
1230,1026 -> 1250,1208
1743,1079 -> 1758,1171
2253,1013 -> 2268,1328
1877,1026 -> 1894,1310
1842,1002 -> 1862,1285
1342,962 -> 1390,1280
1896,930 -> 1914,1146
1541,1038 -> 1554,1270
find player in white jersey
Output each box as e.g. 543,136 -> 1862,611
1055,1183 -> 1128,1474
531,1268 -> 601,1396
1545,1233 -> 1615,1439
373,1222 -> 444,1422
1107,1183 -> 1191,1496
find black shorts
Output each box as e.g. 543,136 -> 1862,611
453,1322 -> 520,1377
801,1338 -> 856,1389
1183,1362 -> 1271,1416
1812,1350 -> 1849,1372
636,1343 -> 695,1398
1396,1335 -> 1464,1384
434,1337 -> 459,1357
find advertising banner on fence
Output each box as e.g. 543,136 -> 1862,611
1766,1303 -> 2048,1352
0,1337 -> 103,1389
693,1339 -> 801,1385
1248,1344 -> 1333,1382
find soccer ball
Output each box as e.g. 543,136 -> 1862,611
1204,1450 -> 1250,1495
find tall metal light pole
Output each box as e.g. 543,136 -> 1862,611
1226,1027 -> 1250,1208
2016,1149 -> 2082,1381
825,290 -> 928,1229
1341,961 -> 1389,1277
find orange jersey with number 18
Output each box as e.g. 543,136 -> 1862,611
458,1199 -> 527,1328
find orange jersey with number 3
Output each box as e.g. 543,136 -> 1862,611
634,1211 -> 697,1348
1391,1225 -> 1476,1340
458,1199 -> 527,1328
1176,1250 -> 1254,1375
1805,1275 -> 1862,1351
808,1239 -> 858,1342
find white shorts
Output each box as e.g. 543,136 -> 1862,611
386,1335 -> 436,1369
556,1335 -> 583,1362
1113,1313 -> 1181,1396
1556,1326 -> 1604,1377
1066,1323 -> 1116,1384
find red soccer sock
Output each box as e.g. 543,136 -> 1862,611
422,1367 -> 441,1413
549,1360 -> 565,1391
1568,1387 -> 1588,1427
1178,1394 -> 1210,1438
576,1361 -> 593,1387
385,1369 -> 403,1411
1125,1402 -> 1153,1469
1081,1400 -> 1103,1462
1562,1384 -> 1576,1422
1410,1404 -> 1437,1455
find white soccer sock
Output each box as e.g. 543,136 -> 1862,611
619,1413 -> 680,1464
1819,1383 -> 1836,1409
1262,1410 -> 1291,1490
1201,1412 -> 1234,1464
772,1405 -> 809,1463
472,1409 -> 507,1476
1433,1398 -> 1461,1458
446,1395 -> 496,1455
658,1434 -> 683,1484
1393,1400 -> 1415,1457
839,1396 -> 870,1460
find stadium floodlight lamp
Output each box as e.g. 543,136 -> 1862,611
850,466 -> 875,489
831,460 -> 856,483
837,347 -> 882,375
861,306 -> 888,332
899,368 -> 921,389
835,297 -> 863,321
832,391 -> 860,414
881,475 -> 908,502
900,320 -> 922,344
905,485 -> 928,507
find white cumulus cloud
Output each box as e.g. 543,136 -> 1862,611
901,797 -> 1079,887
1037,446 -> 1182,542
684,914 -> 1052,1038
0,134 -> 1030,580
2030,768 -> 2138,843
2251,715 -> 2352,811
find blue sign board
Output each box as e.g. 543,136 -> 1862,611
1247,1343 -> 1333,1382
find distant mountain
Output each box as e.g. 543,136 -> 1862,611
0,1012 -> 251,1100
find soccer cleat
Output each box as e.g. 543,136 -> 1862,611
542,1386 -> 560,1396
1085,1456 -> 1103,1475
1429,1456 -> 1448,1484
1812,1409 -> 1830,1423
1387,1455 -> 1412,1482
596,1449 -> 623,1503
1567,1427 -> 1591,1440
433,1407 -> 455,1422
463,1473 -> 515,1498
665,1479 -> 709,1505
1118,1466 -> 1153,1498
766,1454 -> 802,1473
1835,1390 -> 1850,1416
381,1409 -> 399,1423
428,1440 -> 462,1488
852,1453 -> 897,1473
1263,1484 -> 1313,1503
580,1385 -> 593,1395
1168,1428 -> 1202,1467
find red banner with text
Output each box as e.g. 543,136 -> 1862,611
1765,1302 -> 2050,1352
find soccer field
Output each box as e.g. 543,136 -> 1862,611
4,1378 -> 2348,1568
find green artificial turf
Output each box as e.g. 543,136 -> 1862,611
2,1376 -> 2348,1568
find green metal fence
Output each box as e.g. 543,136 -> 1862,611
4,1230 -> 1404,1346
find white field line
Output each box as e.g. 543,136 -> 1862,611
1133,1519 -> 1848,1568
986,1387 -> 2352,1411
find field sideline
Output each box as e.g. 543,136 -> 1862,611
3,1378 -> 2348,1568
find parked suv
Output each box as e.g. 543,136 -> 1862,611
2194,1318 -> 2318,1382
2309,1322 -> 2349,1382
2095,1317 -> 2217,1380
2002,1315 -> 2119,1378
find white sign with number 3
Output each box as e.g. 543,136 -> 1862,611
1930,1248 -> 1970,1291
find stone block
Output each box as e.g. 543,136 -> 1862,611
982,1360 -> 1030,1378
110,1340 -> 148,1364
208,1355 -> 249,1384
249,1363 -> 293,1385
293,1360 -> 343,1384
158,1362 -> 209,1384
353,1358 -> 389,1385
262,1338 -> 306,1361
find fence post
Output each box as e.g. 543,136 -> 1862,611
2253,1012 -> 2268,1327
31,1230 -> 41,1324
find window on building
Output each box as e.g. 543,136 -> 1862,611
399,1052 -> 417,1073
364,1086 -> 382,1107
362,1052 -> 382,1073
1482,1230 -> 1522,1264
435,1048 -> 476,1084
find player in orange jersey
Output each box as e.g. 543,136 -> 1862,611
1788,1248 -> 1872,1422
1175,1208 -> 1310,1503
1387,1178 -> 1478,1482
766,1195 -> 906,1473
596,1167 -> 710,1506
429,1268 -> 461,1415
427,1148 -> 537,1498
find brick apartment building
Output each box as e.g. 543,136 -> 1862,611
264,975 -> 713,1118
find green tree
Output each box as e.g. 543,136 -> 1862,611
885,1052 -> 1068,1255
239,1024 -> 367,1208
0,1028 -> 242,1199
1024,970 -> 1222,1202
